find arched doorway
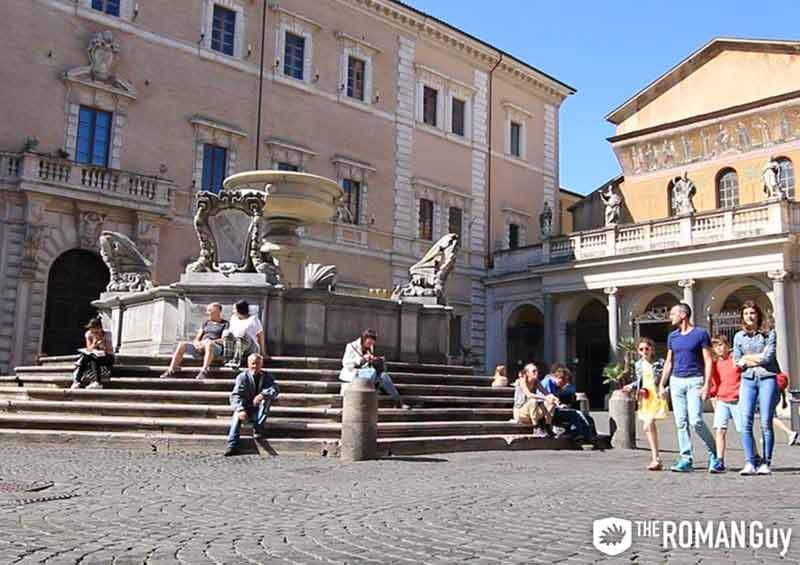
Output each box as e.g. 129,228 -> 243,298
571,300 -> 609,409
634,293 -> 679,359
506,305 -> 543,377
42,250 -> 110,356
710,285 -> 772,344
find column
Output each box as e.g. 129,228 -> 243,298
768,270 -> 790,374
542,293 -> 553,366
605,287 -> 619,360
678,279 -> 695,324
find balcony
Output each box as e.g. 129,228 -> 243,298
492,199 -> 800,275
0,151 -> 174,215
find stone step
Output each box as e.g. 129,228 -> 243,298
0,428 -> 340,456
0,429 -> 585,457
0,387 -> 514,408
36,355 -> 476,375
14,365 -> 493,386
0,413 -> 531,439
2,375 -> 513,398
0,398 -> 512,422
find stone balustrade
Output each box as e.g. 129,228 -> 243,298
0,151 -> 173,214
493,199 -> 799,275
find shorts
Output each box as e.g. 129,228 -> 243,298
185,340 -> 223,359
713,400 -> 741,431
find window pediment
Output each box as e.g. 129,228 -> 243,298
63,31 -> 137,100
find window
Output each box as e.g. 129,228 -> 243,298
451,98 -> 465,137
202,144 -> 228,193
341,179 -> 361,224
423,86 -> 438,127
510,122 -> 522,157
92,0 -> 120,16
449,315 -> 463,357
347,57 -> 365,101
777,157 -> 796,199
509,223 -> 520,250
284,32 -> 305,80
210,5 -> 236,56
448,207 -> 463,239
277,162 -> 299,172
716,168 -> 739,209
419,198 -> 434,240
76,106 -> 112,167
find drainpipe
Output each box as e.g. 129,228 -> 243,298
485,55 -> 502,270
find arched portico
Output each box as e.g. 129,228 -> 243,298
505,303 -> 544,375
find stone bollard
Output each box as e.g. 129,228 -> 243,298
790,390 -> 800,436
341,377 -> 378,461
576,392 -> 590,415
608,389 -> 636,449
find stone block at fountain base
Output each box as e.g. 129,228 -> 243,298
94,276 -> 453,364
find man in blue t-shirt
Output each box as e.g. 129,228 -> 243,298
658,303 -> 719,473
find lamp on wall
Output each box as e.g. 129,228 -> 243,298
373,89 -> 381,104
246,44 -> 253,58
133,3 -> 139,20
313,71 -> 320,83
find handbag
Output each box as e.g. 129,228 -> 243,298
776,372 -> 789,392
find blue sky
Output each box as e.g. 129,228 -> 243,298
403,0 -> 800,194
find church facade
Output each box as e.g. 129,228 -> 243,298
487,38 -> 800,407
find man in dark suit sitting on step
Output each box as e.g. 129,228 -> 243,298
224,353 -> 279,456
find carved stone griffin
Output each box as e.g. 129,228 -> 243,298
391,233 -> 460,303
185,189 -> 283,285
99,231 -> 154,292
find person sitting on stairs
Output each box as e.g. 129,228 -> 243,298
71,317 -> 114,390
339,328 -> 409,409
224,353 -> 280,456
160,303 -> 228,380
223,300 -> 265,369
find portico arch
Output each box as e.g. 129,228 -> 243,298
703,277 -> 773,316
705,279 -> 773,344
505,303 -> 544,376
569,298 -> 609,409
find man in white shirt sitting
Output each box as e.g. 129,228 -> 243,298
340,328 -> 408,409
223,300 -> 266,368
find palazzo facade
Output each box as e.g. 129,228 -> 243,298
487,38 -> 800,407
0,0 -> 573,373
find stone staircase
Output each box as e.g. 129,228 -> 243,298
0,355 -> 583,456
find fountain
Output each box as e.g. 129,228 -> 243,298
94,171 -> 456,363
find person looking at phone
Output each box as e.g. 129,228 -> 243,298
339,328 -> 409,409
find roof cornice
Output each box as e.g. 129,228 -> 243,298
342,0 -> 576,101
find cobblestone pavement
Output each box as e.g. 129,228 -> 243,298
0,418 -> 798,564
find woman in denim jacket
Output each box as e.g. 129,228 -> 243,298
623,338 -> 668,470
733,300 -> 780,475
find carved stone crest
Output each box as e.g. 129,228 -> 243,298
99,231 -> 154,292
63,31 -> 137,99
185,189 -> 283,285
391,233 -> 460,304
77,211 -> 106,250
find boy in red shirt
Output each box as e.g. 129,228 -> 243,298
708,335 -> 743,473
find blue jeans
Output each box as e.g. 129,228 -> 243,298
670,375 -> 716,461
740,375 -> 778,465
554,408 -> 596,440
226,399 -> 273,449
356,368 -> 402,403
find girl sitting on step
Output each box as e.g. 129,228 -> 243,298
71,317 -> 114,390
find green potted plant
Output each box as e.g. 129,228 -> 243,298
602,336 -> 637,390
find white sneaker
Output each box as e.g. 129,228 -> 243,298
788,430 -> 798,446
756,463 -> 772,475
70,381 -> 81,390
739,463 -> 757,476
86,382 -> 103,390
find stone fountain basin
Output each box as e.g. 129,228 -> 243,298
223,170 -> 343,225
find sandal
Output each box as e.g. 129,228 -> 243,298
159,368 -> 181,379
647,460 -> 663,471
195,368 -> 210,380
